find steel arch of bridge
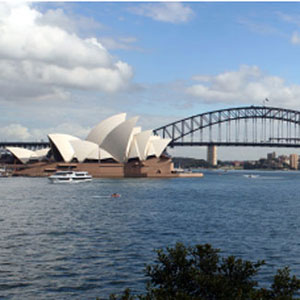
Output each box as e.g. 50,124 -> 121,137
153,106 -> 300,148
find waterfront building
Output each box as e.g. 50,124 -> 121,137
233,161 -> 241,168
278,155 -> 289,165
267,152 -> 276,161
5,113 -> 176,178
47,113 -> 171,164
289,154 -> 299,170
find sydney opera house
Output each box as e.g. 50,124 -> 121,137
6,113 -> 176,178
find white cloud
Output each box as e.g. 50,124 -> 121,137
0,122 -> 91,142
0,124 -> 32,141
0,2 -> 133,102
129,3 -> 194,24
275,12 -> 300,45
48,122 -> 91,139
291,31 -> 300,44
238,17 -> 283,36
0,113 -> 174,142
99,36 -> 139,51
276,11 -> 300,27
186,65 -> 300,108
37,7 -> 102,35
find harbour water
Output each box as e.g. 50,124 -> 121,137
1,170 -> 300,299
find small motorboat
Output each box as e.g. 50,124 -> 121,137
48,171 -> 92,183
111,193 -> 121,198
243,174 -> 259,179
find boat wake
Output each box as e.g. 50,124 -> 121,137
243,174 -> 259,179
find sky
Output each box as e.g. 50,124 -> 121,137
2,1 -> 300,160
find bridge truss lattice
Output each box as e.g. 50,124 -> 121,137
153,106 -> 300,148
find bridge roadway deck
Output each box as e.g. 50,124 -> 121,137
171,142 -> 300,148
0,142 -> 50,149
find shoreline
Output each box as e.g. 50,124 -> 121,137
2,161 -> 204,179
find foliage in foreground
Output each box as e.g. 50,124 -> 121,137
104,243 -> 300,300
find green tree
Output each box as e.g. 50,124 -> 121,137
104,243 -> 300,300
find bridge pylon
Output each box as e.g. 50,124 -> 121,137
207,145 -> 217,166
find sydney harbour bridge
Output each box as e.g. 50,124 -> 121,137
153,106 -> 300,148
2,106 -> 300,161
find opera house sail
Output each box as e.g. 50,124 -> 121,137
5,113 -> 173,178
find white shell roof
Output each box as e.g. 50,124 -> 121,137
6,147 -> 36,164
145,136 -> 159,157
151,138 -> 172,158
46,113 -> 170,163
35,148 -> 50,158
70,140 -> 99,163
86,146 -> 98,160
6,147 -> 50,163
146,141 -> 156,157
48,133 -> 80,162
85,146 -> 114,161
126,126 -> 141,159
128,131 -> 170,160
86,113 -> 126,146
99,148 -> 114,160
135,130 -> 153,161
128,138 -> 140,160
101,116 -> 139,163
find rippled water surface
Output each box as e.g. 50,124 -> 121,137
1,171 -> 300,299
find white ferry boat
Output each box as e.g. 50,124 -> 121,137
0,167 -> 11,177
48,171 -> 92,183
